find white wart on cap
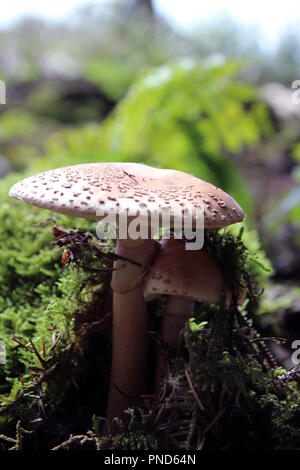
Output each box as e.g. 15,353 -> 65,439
9,162 -> 244,227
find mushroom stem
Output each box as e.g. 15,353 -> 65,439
106,238 -> 155,422
154,296 -> 194,398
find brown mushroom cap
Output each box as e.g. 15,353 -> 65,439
9,162 -> 244,227
143,239 -> 225,303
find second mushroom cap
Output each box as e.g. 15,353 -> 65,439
144,239 -> 225,304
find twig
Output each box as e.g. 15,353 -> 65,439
51,431 -> 96,450
29,339 -> 48,369
276,368 -> 300,383
11,337 -> 32,352
203,408 -> 225,435
0,421 -> 32,450
185,369 -> 205,411
0,363 -> 58,416
251,337 -> 287,344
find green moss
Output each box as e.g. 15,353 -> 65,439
0,174 -> 107,404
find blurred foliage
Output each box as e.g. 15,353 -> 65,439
1,2 -> 300,89
291,144 -> 300,227
99,60 -> 272,216
0,1 -> 181,89
259,143 -> 300,280
0,108 -> 56,171
264,142 -> 300,230
26,80 -> 113,124
27,60 -> 273,219
0,109 -> 38,139
85,59 -> 135,101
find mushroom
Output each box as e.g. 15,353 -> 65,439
144,238 -> 226,397
9,162 -> 244,420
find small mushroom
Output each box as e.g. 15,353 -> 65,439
143,172 -> 245,398
9,162 -> 244,420
144,238 -> 226,396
